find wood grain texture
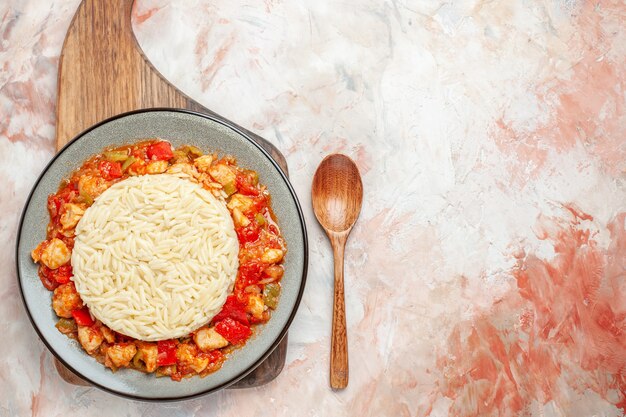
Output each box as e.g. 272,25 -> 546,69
330,231 -> 349,389
311,154 -> 363,389
56,0 -> 287,174
54,0 -> 288,388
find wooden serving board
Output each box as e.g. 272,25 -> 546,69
54,0 -> 288,389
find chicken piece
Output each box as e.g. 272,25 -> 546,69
106,343 -> 137,368
208,164 -> 236,186
261,248 -> 284,264
176,343 -> 209,373
246,294 -> 265,319
31,241 -> 45,263
193,155 -> 214,173
232,207 -> 251,227
78,174 -> 108,199
59,203 -> 86,230
136,342 -> 158,372
100,326 -> 115,343
38,238 -> 71,269
146,160 -> 169,174
77,325 -> 103,354
227,193 -> 254,213
194,327 -> 229,352
52,283 -> 83,318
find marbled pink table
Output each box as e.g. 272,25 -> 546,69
1,1 -> 624,416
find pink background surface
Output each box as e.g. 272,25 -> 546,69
1,1 -> 624,416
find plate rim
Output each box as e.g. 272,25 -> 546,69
15,107 -> 308,401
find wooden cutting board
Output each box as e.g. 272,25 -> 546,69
54,0 -> 288,389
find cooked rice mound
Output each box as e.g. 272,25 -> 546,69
71,174 -> 239,341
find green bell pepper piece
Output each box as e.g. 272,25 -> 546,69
263,283 -> 281,309
103,150 -> 129,162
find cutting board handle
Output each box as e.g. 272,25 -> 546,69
89,0 -> 134,26
57,0 -> 289,176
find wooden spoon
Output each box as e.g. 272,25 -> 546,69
311,154 -> 363,389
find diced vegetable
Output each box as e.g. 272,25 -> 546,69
103,150 -> 129,162
173,145 -> 204,164
157,340 -> 178,366
214,317 -> 252,345
47,195 -> 62,222
53,265 -> 73,284
254,213 -> 266,225
263,283 -> 281,309
147,141 -> 174,161
121,156 -> 137,171
79,189 -> 93,205
207,350 -> 224,366
47,187 -> 75,223
38,265 -> 59,291
55,318 -> 77,334
236,173 -> 260,196
236,224 -> 260,244
171,150 -> 189,164
71,307 -> 94,326
212,295 -> 249,325
98,160 -> 123,180
223,181 -> 237,196
179,145 -> 203,158
238,262 -> 264,286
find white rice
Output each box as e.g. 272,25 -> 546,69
71,174 -> 239,341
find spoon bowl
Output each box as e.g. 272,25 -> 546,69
312,154 -> 363,233
311,154 -> 363,389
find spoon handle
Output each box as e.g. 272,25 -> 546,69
330,232 -> 348,389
